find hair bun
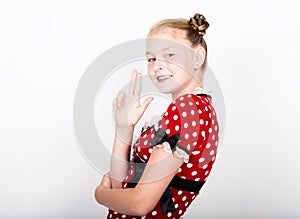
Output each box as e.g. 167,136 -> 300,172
189,13 -> 209,36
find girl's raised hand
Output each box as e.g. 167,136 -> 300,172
112,70 -> 154,130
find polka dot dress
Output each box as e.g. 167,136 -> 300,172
107,92 -> 219,219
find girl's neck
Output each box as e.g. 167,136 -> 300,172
171,81 -> 204,101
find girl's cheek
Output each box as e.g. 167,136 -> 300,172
147,65 -> 153,74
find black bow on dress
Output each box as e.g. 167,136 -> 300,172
149,127 -> 180,152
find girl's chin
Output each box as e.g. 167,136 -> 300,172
154,84 -> 181,95
153,84 -> 172,93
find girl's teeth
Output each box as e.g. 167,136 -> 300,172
158,75 -> 172,81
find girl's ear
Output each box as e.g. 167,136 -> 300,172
194,46 -> 205,70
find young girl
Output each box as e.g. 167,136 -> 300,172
95,13 -> 219,218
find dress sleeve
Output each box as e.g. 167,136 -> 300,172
150,94 -> 208,163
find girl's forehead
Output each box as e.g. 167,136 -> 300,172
148,27 -> 187,39
146,33 -> 192,54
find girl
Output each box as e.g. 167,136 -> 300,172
95,13 -> 219,218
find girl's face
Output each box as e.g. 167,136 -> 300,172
146,30 -> 200,98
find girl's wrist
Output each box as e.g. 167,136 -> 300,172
116,125 -> 134,136
115,126 -> 134,146
116,124 -> 134,131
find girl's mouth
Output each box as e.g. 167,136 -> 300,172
157,75 -> 173,82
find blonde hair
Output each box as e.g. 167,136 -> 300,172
148,13 -> 209,73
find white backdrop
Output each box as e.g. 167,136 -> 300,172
1,0 -> 300,218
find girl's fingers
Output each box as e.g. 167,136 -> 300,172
112,98 -> 118,111
128,70 -> 137,95
100,173 -> 111,188
140,97 -> 154,112
134,73 -> 142,104
117,89 -> 125,103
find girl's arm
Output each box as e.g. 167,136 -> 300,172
109,126 -> 133,188
110,70 -> 153,189
95,145 -> 184,216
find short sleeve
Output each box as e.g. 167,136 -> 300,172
151,93 -> 209,162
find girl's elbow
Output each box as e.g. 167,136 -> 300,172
130,203 -> 152,216
94,186 -> 104,205
130,193 -> 156,216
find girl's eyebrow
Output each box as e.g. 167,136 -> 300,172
161,47 -> 174,52
145,51 -> 154,56
146,47 -> 176,56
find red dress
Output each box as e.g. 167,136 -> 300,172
107,91 -> 219,219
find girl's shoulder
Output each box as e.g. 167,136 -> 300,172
165,92 -> 212,116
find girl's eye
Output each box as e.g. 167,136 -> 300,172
165,53 -> 175,59
147,57 -> 156,62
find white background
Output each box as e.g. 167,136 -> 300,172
1,0 -> 300,218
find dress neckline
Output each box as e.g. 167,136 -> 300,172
192,87 -> 212,99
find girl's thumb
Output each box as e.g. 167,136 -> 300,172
140,97 -> 154,112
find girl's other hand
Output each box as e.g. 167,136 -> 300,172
100,172 -> 112,189
112,70 -> 154,130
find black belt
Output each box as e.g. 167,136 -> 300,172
126,157 -> 205,214
160,175 -> 205,214
169,175 -> 205,192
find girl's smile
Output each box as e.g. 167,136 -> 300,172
156,74 -> 173,82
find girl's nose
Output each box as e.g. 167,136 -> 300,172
153,58 -> 166,72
